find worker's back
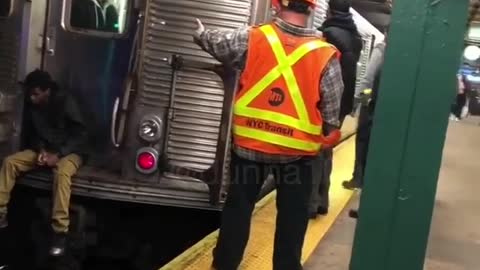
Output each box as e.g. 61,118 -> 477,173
234,22 -> 340,156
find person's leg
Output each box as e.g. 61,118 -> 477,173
213,153 -> 266,270
310,114 -> 344,217
0,150 -> 38,227
451,96 -> 459,118
50,153 -> 82,256
273,158 -> 313,270
349,113 -> 375,220
357,114 -> 374,187
344,105 -> 369,189
452,94 -> 463,119
457,93 -> 467,119
308,154 -> 322,218
317,148 -> 333,213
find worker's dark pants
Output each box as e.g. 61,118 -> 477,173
213,153 -> 314,270
308,114 -> 346,213
308,149 -> 333,212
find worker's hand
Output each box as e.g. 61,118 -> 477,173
359,88 -> 372,106
193,18 -> 205,41
43,152 -> 60,167
37,150 -> 47,166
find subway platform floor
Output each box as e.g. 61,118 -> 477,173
304,119 -> 480,270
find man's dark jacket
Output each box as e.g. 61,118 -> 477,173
320,10 -> 363,123
23,88 -> 88,158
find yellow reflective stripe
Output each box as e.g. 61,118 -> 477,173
234,125 -> 321,152
260,25 -> 308,131
234,25 -> 331,135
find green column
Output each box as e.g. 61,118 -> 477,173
350,1 -> 469,270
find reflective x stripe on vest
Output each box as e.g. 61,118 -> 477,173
233,25 -> 331,152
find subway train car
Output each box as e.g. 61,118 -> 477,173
0,0 -> 379,211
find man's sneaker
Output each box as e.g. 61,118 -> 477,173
49,232 -> 67,257
342,180 -> 361,190
0,214 -> 7,229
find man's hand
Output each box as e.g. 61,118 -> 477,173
38,152 -> 60,167
37,150 -> 47,166
194,18 -> 205,42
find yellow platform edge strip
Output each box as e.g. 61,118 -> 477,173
160,134 -> 356,270
159,191 -> 278,270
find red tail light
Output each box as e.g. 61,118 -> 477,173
135,147 -> 159,174
137,152 -> 156,170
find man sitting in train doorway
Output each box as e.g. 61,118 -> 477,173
0,70 -> 88,257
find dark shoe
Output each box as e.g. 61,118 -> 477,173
308,211 -> 318,220
349,209 -> 359,219
49,232 -> 67,257
317,206 -> 329,216
342,180 -> 360,190
0,214 -> 7,229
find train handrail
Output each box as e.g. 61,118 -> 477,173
159,56 -> 238,204
111,13 -> 143,148
111,97 -> 120,147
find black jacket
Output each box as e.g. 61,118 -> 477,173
320,11 -> 363,122
23,89 -> 88,158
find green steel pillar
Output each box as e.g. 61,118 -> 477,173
350,0 -> 469,269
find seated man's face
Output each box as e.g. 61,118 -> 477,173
29,87 -> 50,106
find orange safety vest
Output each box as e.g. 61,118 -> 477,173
232,23 -> 341,156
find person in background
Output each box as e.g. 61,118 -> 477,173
343,40 -> 386,191
193,0 -> 344,268
450,74 -> 467,121
0,70 -> 88,257
309,0 -> 363,218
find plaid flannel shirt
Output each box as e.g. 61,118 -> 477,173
196,17 -> 344,163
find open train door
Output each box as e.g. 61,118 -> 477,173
39,0 -> 137,161
0,0 -> 46,159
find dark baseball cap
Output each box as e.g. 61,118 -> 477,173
329,0 -> 352,12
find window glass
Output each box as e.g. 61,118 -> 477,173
70,0 -> 129,34
0,0 -> 12,17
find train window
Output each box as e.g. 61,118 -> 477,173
0,0 -> 12,18
68,0 -> 129,34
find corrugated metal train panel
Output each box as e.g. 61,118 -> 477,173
140,0 -> 252,182
0,20 -> 19,92
313,0 -> 329,28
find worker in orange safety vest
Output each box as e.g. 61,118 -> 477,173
193,0 -> 344,269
